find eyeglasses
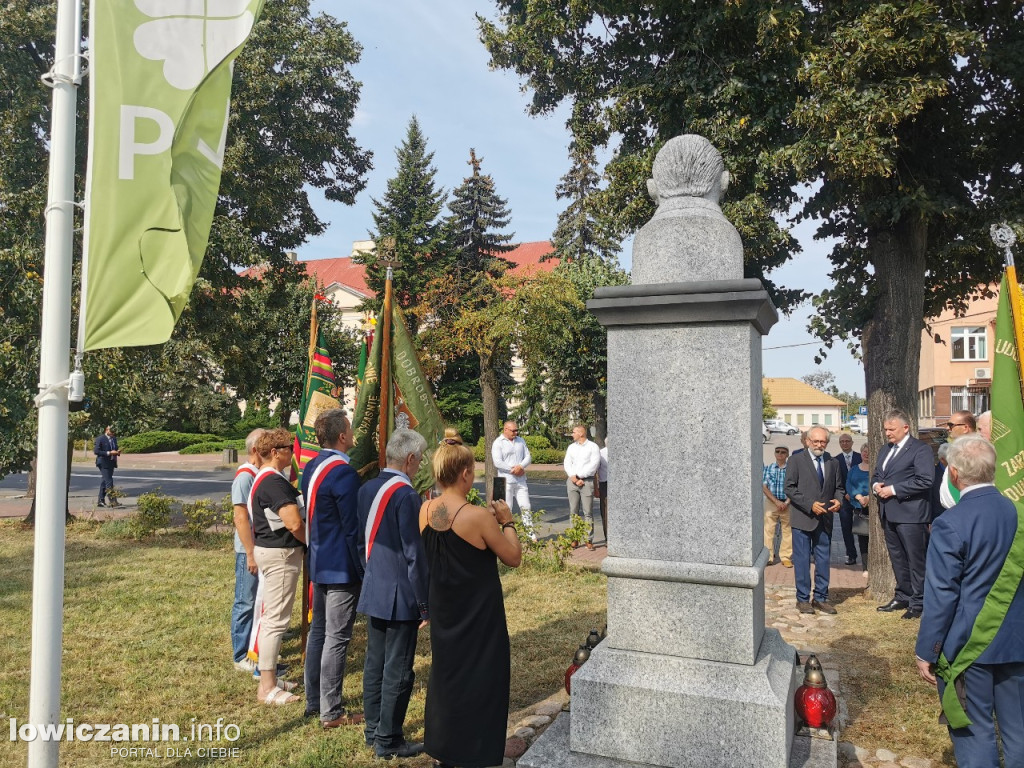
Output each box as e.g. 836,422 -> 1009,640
274,444 -> 293,451
509,429 -> 519,433
775,450 -> 788,454
946,422 -> 967,428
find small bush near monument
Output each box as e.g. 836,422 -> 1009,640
126,490 -> 173,539
181,499 -> 226,538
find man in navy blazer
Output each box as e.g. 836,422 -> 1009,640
356,429 -> 429,760
873,410 -> 936,619
301,409 -> 364,728
835,433 -> 863,565
93,425 -> 120,507
784,426 -> 844,615
915,436 -> 1024,768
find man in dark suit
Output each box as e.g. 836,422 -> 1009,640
915,435 -> 1024,767
356,428 -> 429,760
93,425 -> 120,507
835,433 -> 863,565
873,409 -> 935,619
784,426 -> 844,615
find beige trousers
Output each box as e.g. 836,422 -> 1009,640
763,497 -> 792,560
253,545 -> 303,671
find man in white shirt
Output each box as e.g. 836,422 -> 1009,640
564,424 -> 601,550
597,438 -> 609,542
491,421 -> 536,541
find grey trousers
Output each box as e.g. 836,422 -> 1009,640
566,478 -> 595,542
316,582 -> 361,721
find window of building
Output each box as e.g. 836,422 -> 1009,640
796,414 -> 805,426
951,327 -> 987,361
784,414 -> 793,423
811,413 -> 820,425
824,414 -> 833,426
950,387 -> 989,415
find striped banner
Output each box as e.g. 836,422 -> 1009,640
293,323 -> 340,483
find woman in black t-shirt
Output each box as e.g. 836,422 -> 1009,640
250,428 -> 305,705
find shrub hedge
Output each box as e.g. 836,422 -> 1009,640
179,439 -> 246,455
118,431 -> 220,454
473,435 -> 563,464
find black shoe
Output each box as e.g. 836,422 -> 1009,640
901,608 -> 922,620
877,599 -> 909,613
375,741 -> 424,759
845,556 -> 857,565
97,502 -> 106,507
304,710 -> 320,720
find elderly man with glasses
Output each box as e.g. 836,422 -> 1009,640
939,410 -> 979,511
762,445 -> 792,567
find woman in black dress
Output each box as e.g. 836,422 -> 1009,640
419,429 -> 522,768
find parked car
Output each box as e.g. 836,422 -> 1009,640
764,419 -> 799,435
762,423 -> 770,443
917,427 -> 949,464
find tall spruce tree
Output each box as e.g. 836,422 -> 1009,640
446,149 -> 516,285
355,115 -> 450,315
546,142 -> 627,441
421,149 -> 517,481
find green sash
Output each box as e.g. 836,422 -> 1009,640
935,503 -> 1024,728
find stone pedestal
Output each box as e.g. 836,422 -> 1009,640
519,135 -> 798,768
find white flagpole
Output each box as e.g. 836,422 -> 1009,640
28,0 -> 81,765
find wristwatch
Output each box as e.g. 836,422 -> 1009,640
501,522 -> 516,532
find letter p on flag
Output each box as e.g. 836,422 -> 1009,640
82,0 -> 265,350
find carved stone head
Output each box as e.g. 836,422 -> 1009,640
647,134 -> 730,206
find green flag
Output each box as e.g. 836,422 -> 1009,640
992,273 -> 1024,500
350,303 -> 444,494
935,272 -> 1024,728
83,0 -> 264,350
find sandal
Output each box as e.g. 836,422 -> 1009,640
260,686 -> 299,705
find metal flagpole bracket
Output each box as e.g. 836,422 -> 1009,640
992,223 -> 1018,267
40,53 -> 90,88
44,199 -> 85,232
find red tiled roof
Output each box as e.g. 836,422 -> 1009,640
298,241 -> 556,298
300,257 -> 371,297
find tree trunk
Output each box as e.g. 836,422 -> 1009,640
26,456 -> 37,498
592,390 -> 607,446
863,218 -> 928,600
479,350 -> 501,501
24,439 -> 74,525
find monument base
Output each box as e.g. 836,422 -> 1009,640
520,630 -> 799,768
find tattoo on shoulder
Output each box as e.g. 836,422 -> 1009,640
430,502 -> 450,529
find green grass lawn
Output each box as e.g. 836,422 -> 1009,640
0,521 -> 606,767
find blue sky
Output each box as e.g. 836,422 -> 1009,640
302,1 -> 865,394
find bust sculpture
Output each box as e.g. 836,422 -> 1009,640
631,134 -> 744,284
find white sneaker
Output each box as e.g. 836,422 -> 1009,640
234,658 -> 257,674
529,532 -> 539,543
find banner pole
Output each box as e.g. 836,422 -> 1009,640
28,1 -> 81,766
378,266 -> 394,469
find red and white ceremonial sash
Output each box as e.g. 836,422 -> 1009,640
304,455 -> 349,545
246,572 -> 264,662
364,475 -> 412,560
247,466 -> 285,520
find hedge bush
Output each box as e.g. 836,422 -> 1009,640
179,439 -> 246,455
119,431 -> 220,454
473,436 -> 563,464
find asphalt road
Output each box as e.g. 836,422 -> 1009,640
0,469 -> 580,535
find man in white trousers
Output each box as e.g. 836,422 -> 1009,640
491,420 -> 537,541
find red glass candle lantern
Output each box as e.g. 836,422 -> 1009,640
794,655 -> 836,728
564,645 -> 591,694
